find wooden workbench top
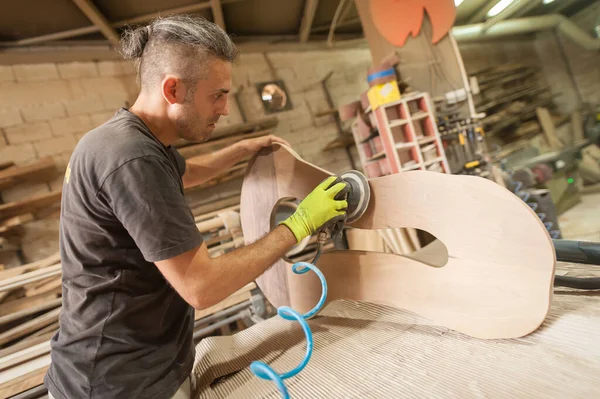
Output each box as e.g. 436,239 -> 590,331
192,262 -> 599,398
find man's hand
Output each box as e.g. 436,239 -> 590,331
281,176 -> 348,244
241,135 -> 290,153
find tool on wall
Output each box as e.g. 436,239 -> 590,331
438,116 -> 488,175
251,170 -> 371,399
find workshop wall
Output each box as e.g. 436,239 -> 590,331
0,47 -> 371,263
458,2 -> 600,114
550,1 -> 600,108
229,48 -> 370,170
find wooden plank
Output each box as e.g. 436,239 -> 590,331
25,277 -> 62,297
0,307 -> 61,346
194,205 -> 240,223
0,289 -> 61,316
0,363 -> 48,398
0,252 -> 61,280
241,144 -> 555,339
536,107 -> 563,150
196,217 -> 225,233
299,0 -> 320,42
0,157 -> 58,191
0,341 -> 51,371
571,110 -> 585,142
0,191 -> 62,221
0,265 -> 62,293
210,0 -> 226,30
0,297 -> 61,327
25,321 -> 59,340
327,0 -> 350,46
0,214 -> 34,235
0,331 -> 55,359
71,0 -> 120,45
0,289 -> 21,304
0,161 -> 14,171
22,276 -> 56,293
190,195 -> 240,217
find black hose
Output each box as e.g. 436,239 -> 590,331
554,276 -> 600,290
311,244 -> 323,265
553,239 -> 600,265
552,239 -> 600,290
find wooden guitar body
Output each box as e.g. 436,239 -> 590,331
240,144 -> 555,339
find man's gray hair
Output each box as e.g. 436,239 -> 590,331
120,14 -> 239,91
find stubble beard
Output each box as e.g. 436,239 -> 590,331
176,108 -> 211,143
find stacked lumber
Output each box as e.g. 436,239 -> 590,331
472,64 -> 555,144
0,157 -> 59,192
0,252 -> 62,398
0,158 -> 62,253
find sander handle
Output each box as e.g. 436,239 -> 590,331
317,176 -> 350,243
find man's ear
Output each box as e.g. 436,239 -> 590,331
161,75 -> 186,105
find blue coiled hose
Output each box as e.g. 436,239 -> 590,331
250,259 -> 328,398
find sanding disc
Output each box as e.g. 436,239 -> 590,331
340,170 -> 371,224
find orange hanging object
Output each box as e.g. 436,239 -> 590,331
369,0 -> 457,47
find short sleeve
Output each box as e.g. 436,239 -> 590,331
99,156 -> 203,262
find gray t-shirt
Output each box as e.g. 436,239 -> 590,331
45,108 -> 204,399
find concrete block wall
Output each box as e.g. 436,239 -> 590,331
231,49 -> 371,171
0,60 -> 139,263
0,60 -> 137,174
0,48 -> 372,263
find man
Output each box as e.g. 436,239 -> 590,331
45,14 -> 348,399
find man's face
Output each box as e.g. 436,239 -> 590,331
175,58 -> 232,142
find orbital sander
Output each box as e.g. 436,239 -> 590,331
316,170 -> 371,245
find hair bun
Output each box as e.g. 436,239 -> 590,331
119,25 -> 151,59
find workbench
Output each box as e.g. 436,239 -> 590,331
191,262 -> 600,398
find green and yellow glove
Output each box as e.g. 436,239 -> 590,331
280,176 -> 349,244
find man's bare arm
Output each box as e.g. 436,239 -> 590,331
155,225 -> 296,309
182,135 -> 290,189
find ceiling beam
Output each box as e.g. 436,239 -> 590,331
311,17 -> 361,33
1,0 -> 246,48
299,0 -> 320,42
71,0 -> 120,46
210,0 -> 226,30
327,0 -> 350,46
0,37 -> 369,65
